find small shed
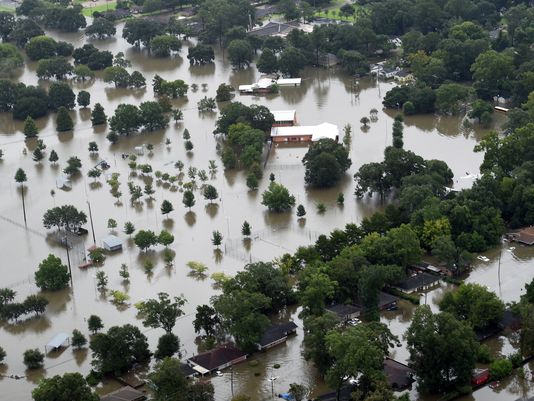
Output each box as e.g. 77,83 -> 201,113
45,332 -> 70,353
102,235 -> 123,252
134,146 -> 144,156
56,176 -> 72,190
100,386 -> 146,401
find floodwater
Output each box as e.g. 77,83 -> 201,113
0,18 -> 532,401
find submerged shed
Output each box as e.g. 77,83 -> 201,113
45,332 -> 70,352
102,235 -> 123,252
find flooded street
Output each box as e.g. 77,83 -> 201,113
0,19 -> 531,401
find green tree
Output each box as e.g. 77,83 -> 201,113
406,305 -> 478,392
56,106 -> 73,132
72,329 -> 87,349
48,82 -> 75,110
227,39 -> 253,69
32,372 -> 98,401
48,150 -> 58,164
326,323 -> 398,399
25,36 -> 58,61
439,283 -> 504,329
154,333 -> 180,360
36,57 -> 73,80
212,289 -> 270,352
124,222 -> 135,236
241,221 -> 251,237
63,156 -> 82,175
193,304 -> 220,337
91,103 -> 107,126
32,147 -> 44,163
23,348 -> 44,369
203,185 -> 219,203
23,294 -> 48,315
103,66 -> 131,88
468,99 -> 493,124
187,44 -> 215,64
471,50 -> 515,99
73,65 -> 95,81
296,204 -> 306,218
134,230 -> 158,251
183,190 -> 195,209
215,83 -> 234,101
210,230 -> 223,248
158,230 -> 174,247
288,383 -> 307,401
88,315 -> 103,334
303,139 -> 352,187
85,17 -> 116,39
90,324 -> 151,375
0,346 -> 5,363
160,200 -> 174,218
139,100 -> 169,131
77,91 -> 90,108
338,49 -> 369,76
246,172 -> 258,190
261,182 -> 296,212
302,313 -> 338,374
23,116 -> 38,138
0,11 -> 15,41
149,35 -> 182,57
278,47 -> 307,77
489,358 -> 513,380
148,357 -> 189,401
35,254 -> 70,291
109,104 -> 142,136
435,83 -> 471,115
257,48 -> 278,74
136,292 -> 186,333
122,18 -> 164,47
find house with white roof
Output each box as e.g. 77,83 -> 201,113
270,122 -> 339,143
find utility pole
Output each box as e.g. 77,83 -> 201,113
87,200 -> 96,245
64,236 -> 73,286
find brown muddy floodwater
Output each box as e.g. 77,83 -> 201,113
0,18 -> 532,401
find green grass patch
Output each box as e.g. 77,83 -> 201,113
0,5 -> 16,12
82,2 -> 117,17
313,3 -> 369,22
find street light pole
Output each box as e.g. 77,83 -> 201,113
87,200 -> 96,245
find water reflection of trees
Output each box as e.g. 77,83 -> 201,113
184,211 -> 196,226
189,63 -> 216,77
2,316 -> 52,335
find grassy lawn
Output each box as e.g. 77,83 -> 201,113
81,1 -> 117,16
313,1 -> 369,22
0,5 -> 15,12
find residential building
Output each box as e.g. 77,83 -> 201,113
257,321 -> 298,351
326,304 -> 362,321
393,272 -> 441,294
270,122 -> 339,143
100,386 -> 146,401
187,344 -> 247,375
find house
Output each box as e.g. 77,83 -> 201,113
393,272 -> 441,294
326,304 -> 362,321
100,386 -> 146,401
383,358 -> 414,390
257,321 -> 298,351
410,262 -> 442,275
187,344 -> 247,375
378,292 -> 398,311
239,77 -> 301,94
248,21 -> 300,38
507,226 -> 534,245
276,78 -> 302,87
270,122 -> 339,143
102,235 -> 123,252
272,110 -> 297,127
471,368 -> 490,387
180,362 -> 197,378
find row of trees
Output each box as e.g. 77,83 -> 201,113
0,288 -> 48,323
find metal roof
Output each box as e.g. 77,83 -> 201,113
102,235 -> 122,248
271,122 -> 339,142
46,332 -> 69,350
271,110 -> 296,122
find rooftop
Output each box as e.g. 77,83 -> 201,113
102,235 -> 122,248
378,292 -> 398,309
383,358 -> 415,390
187,344 -> 246,372
258,321 -> 298,347
326,304 -> 361,318
271,122 -> 339,142
508,226 -> 534,245
272,110 -> 296,122
248,21 -> 299,37
100,386 -> 146,401
394,272 -> 440,292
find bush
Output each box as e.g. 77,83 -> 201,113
477,344 -> 492,364
23,348 -> 44,369
489,358 -> 513,380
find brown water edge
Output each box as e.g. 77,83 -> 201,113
0,18 -> 526,401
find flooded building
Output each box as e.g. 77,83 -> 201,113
272,110 -> 297,127
507,226 -> 534,245
257,321 -> 298,351
187,344 -> 247,375
270,122 -> 339,143
393,272 -> 441,294
100,386 -> 146,401
383,358 -> 415,390
326,304 -> 362,321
